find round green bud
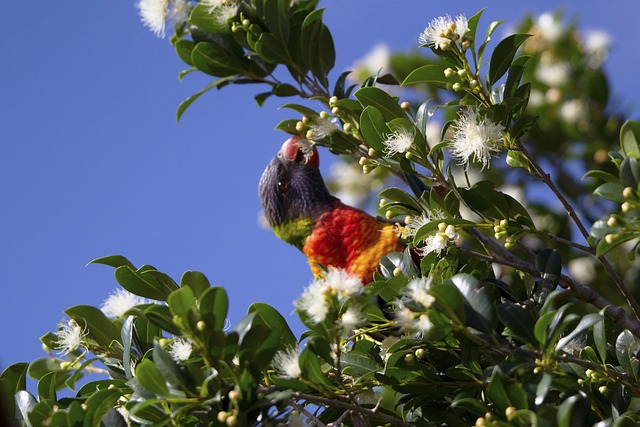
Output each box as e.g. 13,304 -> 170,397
621,201 -> 632,213
379,199 -> 387,207
329,96 -> 338,105
452,82 -> 463,91
623,187 -> 634,199
226,414 -> 238,427
607,216 -> 617,227
228,390 -> 240,401
331,107 -> 339,115
598,385 -> 607,394
295,121 -> 305,132
359,156 -> 368,166
302,115 -> 310,124
242,19 -> 250,27
319,111 -> 330,119
368,147 -> 377,157
444,68 -> 456,78
343,123 -> 352,132
393,267 -> 403,277
505,406 -> 517,417
500,219 -> 508,228
217,412 -> 229,423
604,234 -> 616,244
415,348 -> 425,359
405,152 -> 413,160
401,101 -> 410,110
197,320 -> 206,331
475,417 -> 486,426
385,210 -> 393,219
403,353 -> 415,364
305,130 -> 314,140
457,69 -> 468,78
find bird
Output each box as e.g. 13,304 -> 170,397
259,136 -> 403,283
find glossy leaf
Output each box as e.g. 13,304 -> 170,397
359,105 -> 390,152
497,303 -> 537,346
64,305 -> 122,351
620,120 -> 640,157
488,34 -> 531,85
401,64 -> 448,88
135,359 -> 170,397
354,86 -> 406,122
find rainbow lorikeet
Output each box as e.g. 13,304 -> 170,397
259,136 -> 403,282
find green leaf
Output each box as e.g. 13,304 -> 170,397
64,305 -> 122,352
128,399 -> 170,425
84,388 -> 124,427
496,303 -> 537,346
596,231 -> 639,257
556,313 -> 603,351
401,64 -> 448,88
114,266 -> 178,301
189,4 -> 234,34
504,55 -> 532,97
506,150 -> 532,172
135,359 -> 170,397
488,34 -> 531,85
200,286 -> 229,330
594,182 -> 625,202
88,255 -> 135,270
582,169 -> 619,183
0,362 -> 28,416
616,330 -> 639,379
593,309 -> 608,364
354,87 -> 406,121
153,342 -> 189,392
359,106 -> 390,153
248,302 -> 296,348
167,286 -> 197,321
378,187 -> 421,212
486,367 -> 528,413
620,120 -> 640,157
180,271 -> 211,299
299,348 -> 334,391
191,39 -> 248,77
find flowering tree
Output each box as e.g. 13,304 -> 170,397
3,1 -> 640,426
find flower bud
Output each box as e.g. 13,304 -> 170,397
331,107 -> 339,115
329,96 -> 338,105
444,68 -> 456,78
403,353 -> 415,364
404,152 -> 413,160
604,234 -> 616,244
457,69 -> 468,78
242,19 -> 250,27
319,111 -> 330,119
385,210 -> 394,219
302,115 -> 310,124
305,130 -> 314,140
368,147 -> 377,157
401,101 -> 410,110
359,157 -> 368,166
343,122 -> 352,132
607,216 -> 617,227
295,121 -> 305,132
217,412 -> 229,423
623,187 -> 635,199
393,267 -> 403,277
598,385 -> 607,394
228,390 -> 240,401
452,82 -> 463,91
197,320 -> 206,331
621,202 -> 632,213
415,348 -> 425,359
505,406 -> 517,417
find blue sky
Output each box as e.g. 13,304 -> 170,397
1,1 -> 638,370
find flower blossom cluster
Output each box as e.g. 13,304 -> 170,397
55,319 -> 88,356
137,0 -> 192,38
419,14 -> 470,51
449,107 -> 505,169
295,267 -> 365,332
394,277 -> 437,335
101,288 -> 149,318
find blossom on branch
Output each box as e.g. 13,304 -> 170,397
419,14 -> 469,50
449,107 -> 505,169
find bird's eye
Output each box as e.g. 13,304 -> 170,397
277,180 -> 289,192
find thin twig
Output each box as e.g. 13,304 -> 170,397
538,229 -> 594,254
465,231 -> 640,337
292,391 -> 414,427
518,143 -> 640,320
289,400 -> 329,427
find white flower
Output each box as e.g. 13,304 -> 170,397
272,346 -> 302,378
584,30 -> 611,68
559,99 -> 586,124
393,301 -> 415,331
169,0 -> 192,27
383,126 -> 416,157
55,319 -> 87,356
535,55 -> 570,87
420,234 -> 448,256
296,281 -> 329,323
339,305 -> 365,331
401,210 -> 445,240
101,289 -> 149,318
322,267 -> 363,297
137,0 -> 169,37
137,0 -> 193,38
536,13 -> 563,43
168,338 -> 193,362
414,314 -> 434,334
307,117 -> 338,141
419,14 -> 469,50
407,277 -> 435,308
449,107 -> 505,169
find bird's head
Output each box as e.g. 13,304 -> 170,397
259,136 -> 337,248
